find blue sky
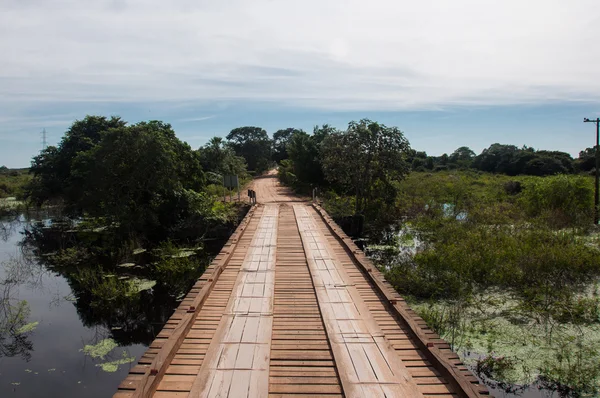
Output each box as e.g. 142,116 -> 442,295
2,0 -> 600,167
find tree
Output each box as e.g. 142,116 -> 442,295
536,150 -> 574,174
321,119 -> 411,214
286,130 -> 327,187
76,120 -> 205,241
472,144 -> 574,176
28,115 -> 127,208
449,146 -> 476,168
472,144 -> 520,174
576,147 -> 595,172
198,137 -> 247,177
226,127 -> 272,173
272,128 -> 303,163
27,117 -> 215,242
523,157 -> 566,176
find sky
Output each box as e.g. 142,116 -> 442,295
2,0 -> 600,167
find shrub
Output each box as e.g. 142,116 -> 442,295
519,175 -> 593,227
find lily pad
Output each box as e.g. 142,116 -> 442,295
96,351 -> 135,372
128,278 -> 156,293
80,338 -> 118,360
171,250 -> 196,258
96,356 -> 135,372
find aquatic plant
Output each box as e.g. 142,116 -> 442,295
80,338 -> 118,360
96,351 -> 135,372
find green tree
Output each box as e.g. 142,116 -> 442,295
77,121 -> 205,241
449,146 -> 476,168
226,127 -> 272,173
198,137 -> 247,177
473,144 -> 521,175
27,117 -> 218,242
321,119 -> 411,214
286,126 -> 331,187
472,144 -> 573,176
28,115 -> 127,208
524,157 -> 568,176
576,147 -> 596,172
272,128 -> 303,163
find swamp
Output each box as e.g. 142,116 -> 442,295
325,171 -> 600,397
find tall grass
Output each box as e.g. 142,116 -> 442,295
0,168 -> 31,200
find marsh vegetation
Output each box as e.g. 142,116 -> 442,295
345,172 -> 600,397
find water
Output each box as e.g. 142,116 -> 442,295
364,226 -> 591,398
0,212 -> 212,397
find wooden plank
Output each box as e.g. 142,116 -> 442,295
311,203 -> 488,398
187,204 -> 279,397
124,205 -> 259,398
268,205 -> 343,397
294,204 -> 423,398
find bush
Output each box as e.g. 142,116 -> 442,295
384,221 -> 600,304
520,175 -> 593,227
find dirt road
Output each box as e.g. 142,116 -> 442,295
247,169 -> 306,203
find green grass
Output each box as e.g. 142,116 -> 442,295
0,167 -> 31,199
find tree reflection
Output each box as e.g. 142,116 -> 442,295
0,214 -> 21,242
20,220 -> 217,347
0,258 -> 37,361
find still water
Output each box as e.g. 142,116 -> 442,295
0,212 -> 210,397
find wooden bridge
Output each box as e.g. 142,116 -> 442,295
114,173 -> 489,398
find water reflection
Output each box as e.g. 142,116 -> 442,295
0,280 -> 34,362
0,211 -> 222,397
19,218 -> 215,346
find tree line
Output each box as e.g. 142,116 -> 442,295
26,117 -> 273,243
409,144 -> 594,176
26,115 -> 596,235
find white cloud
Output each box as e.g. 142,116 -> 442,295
1,0 -> 600,112
178,115 -> 216,122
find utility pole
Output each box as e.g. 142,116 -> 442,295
584,117 -> 600,224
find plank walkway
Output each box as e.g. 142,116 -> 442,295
115,176 -> 489,397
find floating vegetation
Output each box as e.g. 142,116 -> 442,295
80,338 -> 118,360
15,321 -> 39,335
24,369 -> 32,373
412,293 -> 600,391
96,351 -> 135,373
171,250 -> 196,258
128,278 -> 156,293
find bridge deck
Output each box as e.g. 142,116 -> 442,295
114,174 -> 488,398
